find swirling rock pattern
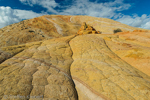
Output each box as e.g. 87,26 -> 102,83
0,15 -> 150,100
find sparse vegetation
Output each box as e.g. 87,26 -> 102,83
114,28 -> 122,33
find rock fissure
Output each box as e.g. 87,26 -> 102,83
69,35 -> 110,100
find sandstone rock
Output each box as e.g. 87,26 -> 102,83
133,30 -> 148,32
1,34 -> 150,100
77,22 -> 100,35
103,31 -> 150,76
0,35 -> 78,100
69,34 -> 150,100
0,15 -> 150,100
0,15 -> 142,47
97,31 -> 101,34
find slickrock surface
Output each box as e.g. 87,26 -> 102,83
103,31 -> 150,76
1,34 -> 150,100
0,35 -> 78,100
1,15 -> 150,100
0,15 -> 80,47
0,15 -> 145,47
70,34 -> 150,100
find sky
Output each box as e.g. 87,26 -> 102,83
0,0 -> 150,29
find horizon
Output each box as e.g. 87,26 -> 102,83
0,0 -> 150,29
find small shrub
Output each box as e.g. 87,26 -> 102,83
114,28 -> 122,33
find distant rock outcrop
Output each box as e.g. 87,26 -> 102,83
77,22 -> 101,35
133,30 -> 148,32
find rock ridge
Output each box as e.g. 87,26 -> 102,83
69,34 -> 150,100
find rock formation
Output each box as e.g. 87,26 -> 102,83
0,15 -> 150,100
77,22 -> 101,35
133,30 -> 148,32
0,15 -> 146,47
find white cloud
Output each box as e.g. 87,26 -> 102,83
20,0 -> 57,7
0,6 -> 44,28
14,9 -> 44,19
117,14 -> 150,29
142,22 -> 150,29
19,0 -> 131,18
0,6 -> 21,28
59,0 -> 150,29
59,0 -> 131,19
19,0 -> 58,13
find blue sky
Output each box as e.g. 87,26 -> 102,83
0,0 -> 150,29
